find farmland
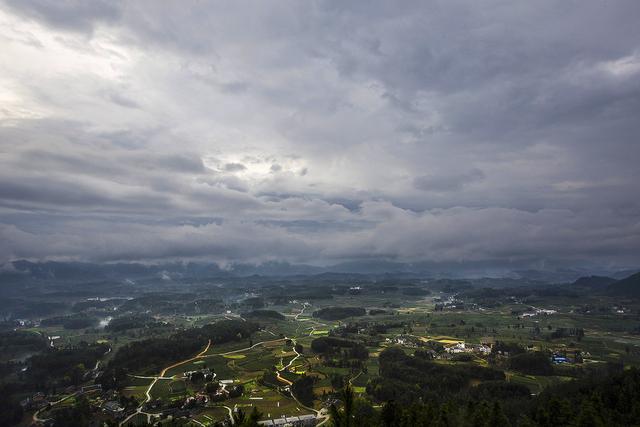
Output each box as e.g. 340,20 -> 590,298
3,273 -> 640,426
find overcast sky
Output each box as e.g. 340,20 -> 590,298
0,1 -> 639,270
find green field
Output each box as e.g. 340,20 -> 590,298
13,278 -> 640,426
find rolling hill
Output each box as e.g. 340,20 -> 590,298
607,272 -> 640,297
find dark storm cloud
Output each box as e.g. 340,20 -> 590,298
3,0 -> 121,33
153,154 -> 205,173
414,169 -> 485,192
0,1 -> 639,270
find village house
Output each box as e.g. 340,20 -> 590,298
258,413 -> 316,426
102,400 -> 124,418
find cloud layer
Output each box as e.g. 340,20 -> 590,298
0,1 -> 639,270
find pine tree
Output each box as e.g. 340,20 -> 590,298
330,385 -> 356,427
489,402 -> 510,427
576,401 -> 604,427
381,400 -> 399,427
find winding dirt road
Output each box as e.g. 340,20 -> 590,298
121,303 -> 330,426
120,340 -> 211,426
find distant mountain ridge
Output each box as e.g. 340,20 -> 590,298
572,275 -> 617,288
607,272 -> 640,297
1,259 -> 638,284
570,272 -> 640,297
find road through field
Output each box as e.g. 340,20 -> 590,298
120,337 -> 297,426
32,392 -> 79,423
120,340 -> 211,426
284,305 -> 330,426
121,304 -> 329,426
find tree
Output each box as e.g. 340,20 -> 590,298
205,381 -> 220,394
0,385 -> 23,427
330,373 -> 345,390
235,406 -> 262,427
576,400 -> 604,427
380,400 -> 399,427
515,416 -> 537,427
228,384 -> 244,398
353,398 -> 376,426
466,401 -> 490,427
52,395 -> 92,427
435,404 -> 452,427
489,402 -> 510,427
291,375 -> 316,407
330,385 -> 355,427
508,352 -> 553,375
190,371 -> 204,382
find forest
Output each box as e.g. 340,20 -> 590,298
313,306 -> 367,320
331,365 -> 640,426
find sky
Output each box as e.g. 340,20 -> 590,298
0,1 -> 639,271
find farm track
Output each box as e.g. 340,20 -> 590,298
122,303 -> 330,426
33,392 -> 79,423
120,337 -> 292,426
120,339 -> 211,426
